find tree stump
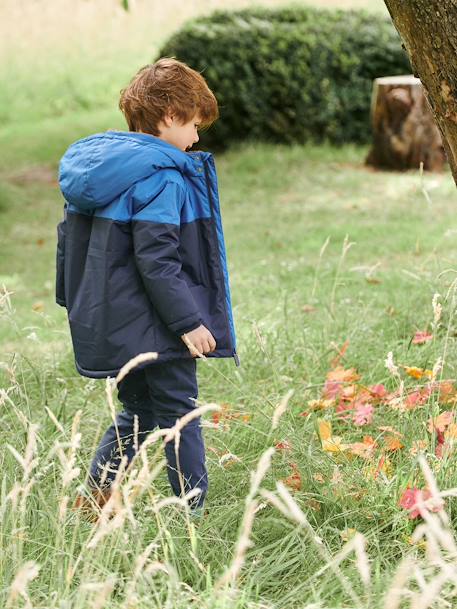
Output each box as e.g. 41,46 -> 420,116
366,75 -> 446,171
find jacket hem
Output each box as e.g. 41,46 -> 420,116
74,348 -> 236,378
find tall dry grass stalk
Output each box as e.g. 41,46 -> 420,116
311,235 -> 330,300
271,389 -> 294,431
215,447 -> 275,590
330,235 -> 355,315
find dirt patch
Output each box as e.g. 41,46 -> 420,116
5,166 -> 58,186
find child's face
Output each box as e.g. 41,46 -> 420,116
158,113 -> 201,152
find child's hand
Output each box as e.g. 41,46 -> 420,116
181,324 -> 216,358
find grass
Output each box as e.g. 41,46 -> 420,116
3,0 -> 457,607
3,119 -> 457,607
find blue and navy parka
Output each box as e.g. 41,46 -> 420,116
56,131 -> 238,378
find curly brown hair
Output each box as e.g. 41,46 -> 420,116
119,58 -> 219,136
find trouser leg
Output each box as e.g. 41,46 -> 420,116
144,358 -> 208,510
88,369 -> 156,489
88,359 -> 208,510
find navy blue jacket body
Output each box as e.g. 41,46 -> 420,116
56,131 -> 237,378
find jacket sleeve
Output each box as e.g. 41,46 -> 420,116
55,204 -> 67,307
132,180 -> 202,336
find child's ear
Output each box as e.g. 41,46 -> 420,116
163,112 -> 174,128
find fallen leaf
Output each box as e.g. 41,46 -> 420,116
318,418 -> 350,452
282,462 -> 302,491
313,473 -> 325,483
412,331 -> 433,345
326,366 -> 360,383
350,435 -> 377,459
305,498 -> 321,511
369,384 -> 387,399
445,423 -> 457,440
399,487 -> 443,519
307,398 -> 335,411
352,403 -> 374,426
384,436 -> 404,452
318,419 -> 332,442
32,301 -> 44,312
275,440 -> 292,451
330,339 -> 350,368
302,304 -> 317,313
402,366 -> 433,380
427,411 -> 453,433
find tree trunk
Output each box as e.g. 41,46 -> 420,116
383,1 -> 457,186
366,75 -> 446,171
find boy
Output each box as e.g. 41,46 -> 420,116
56,58 -> 238,519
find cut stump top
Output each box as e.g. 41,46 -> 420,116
374,75 -> 421,86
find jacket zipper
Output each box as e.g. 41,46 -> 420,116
203,162 -> 240,367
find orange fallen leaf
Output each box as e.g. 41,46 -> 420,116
427,411 -> 454,433
384,436 -> 404,452
401,366 -> 433,380
445,423 -> 457,440
326,366 -> 360,383
349,435 -> 377,459
330,339 -> 350,368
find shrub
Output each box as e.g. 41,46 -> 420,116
159,6 -> 411,148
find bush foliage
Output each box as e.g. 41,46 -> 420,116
159,6 -> 411,147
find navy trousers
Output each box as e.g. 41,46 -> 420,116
88,359 -> 208,509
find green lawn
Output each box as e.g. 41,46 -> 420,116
2,109 -> 457,607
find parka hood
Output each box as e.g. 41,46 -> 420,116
59,131 -> 210,212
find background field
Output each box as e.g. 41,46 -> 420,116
2,1 -> 457,608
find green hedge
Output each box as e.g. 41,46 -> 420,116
159,6 -> 410,147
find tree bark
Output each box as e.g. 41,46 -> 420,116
366,75 -> 445,171
383,1 -> 457,185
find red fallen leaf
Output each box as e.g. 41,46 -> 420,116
299,411 -> 310,417
369,384 -> 387,399
323,380 -> 343,400
282,462 -> 302,491
405,387 -> 432,410
352,403 -> 374,426
212,412 -> 221,425
335,400 -> 353,420
275,440 -> 292,451
412,330 -> 433,345
399,487 -> 442,519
